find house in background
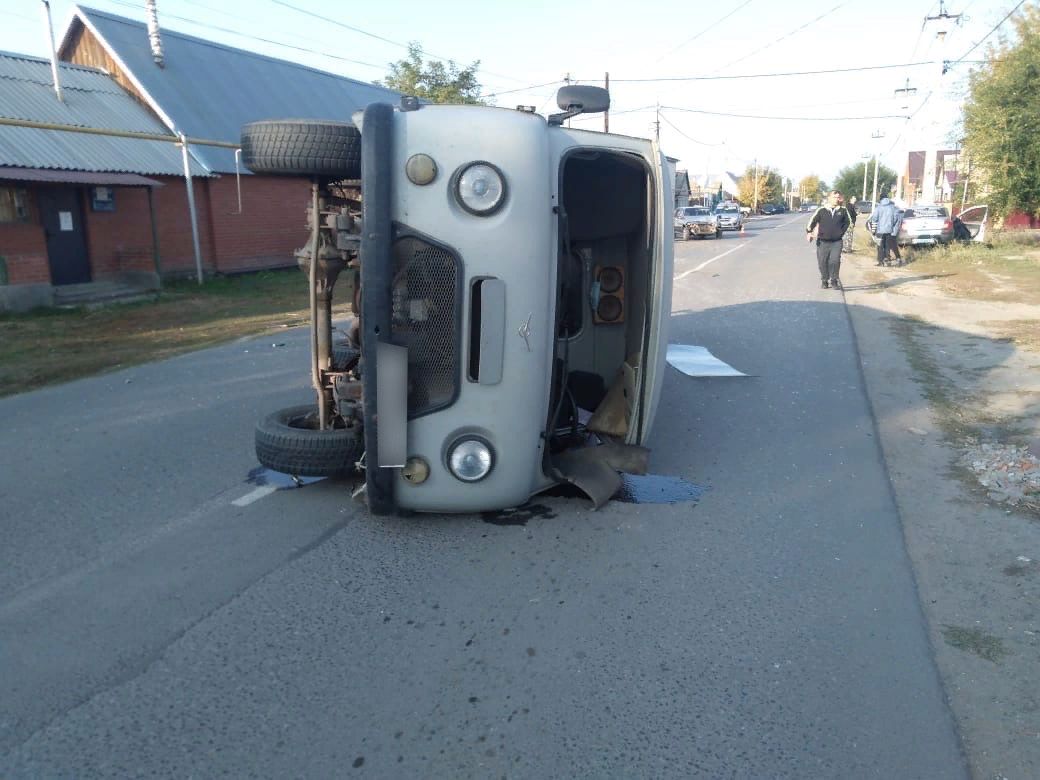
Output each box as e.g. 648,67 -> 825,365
0,5 -> 401,310
689,172 -> 741,206
674,170 -> 691,208
0,50 -> 210,311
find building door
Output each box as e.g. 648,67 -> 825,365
38,188 -> 91,285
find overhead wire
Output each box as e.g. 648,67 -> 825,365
714,1 -> 851,72
581,61 -> 939,83
662,106 -> 908,121
267,0 -> 530,84
657,111 -> 725,146
655,0 -> 755,63
100,0 -> 387,70
947,0 -> 1028,66
485,80 -> 565,99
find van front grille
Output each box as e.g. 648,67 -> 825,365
390,236 -> 461,418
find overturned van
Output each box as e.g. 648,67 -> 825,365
243,86 -> 674,515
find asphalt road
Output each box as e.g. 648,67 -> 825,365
0,215 -> 968,778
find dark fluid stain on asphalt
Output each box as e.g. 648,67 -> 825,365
481,503 -> 557,527
246,466 -> 325,489
613,473 -> 707,505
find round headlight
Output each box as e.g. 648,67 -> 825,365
453,162 -> 505,216
447,437 -> 494,482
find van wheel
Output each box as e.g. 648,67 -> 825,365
240,120 -> 361,179
682,226 -> 691,241
255,404 -> 362,477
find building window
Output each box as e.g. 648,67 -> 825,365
0,186 -> 30,223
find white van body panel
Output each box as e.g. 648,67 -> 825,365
383,108 -> 672,512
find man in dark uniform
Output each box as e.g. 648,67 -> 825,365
806,190 -> 851,290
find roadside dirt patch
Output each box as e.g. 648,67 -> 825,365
843,238 -> 1040,778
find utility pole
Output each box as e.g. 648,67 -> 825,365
861,153 -> 871,200
926,0 -> 963,40
870,130 -> 885,206
604,72 -> 609,133
653,103 -> 660,144
752,158 -> 759,213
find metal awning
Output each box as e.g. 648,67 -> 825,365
0,167 -> 162,187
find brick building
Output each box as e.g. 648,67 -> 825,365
0,6 -> 399,310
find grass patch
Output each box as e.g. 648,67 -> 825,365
898,233 -> 1040,305
941,624 -> 1010,663
0,269 -> 349,398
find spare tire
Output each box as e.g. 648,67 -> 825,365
240,119 -> 361,178
255,404 -> 362,477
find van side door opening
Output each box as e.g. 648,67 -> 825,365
549,149 -> 656,456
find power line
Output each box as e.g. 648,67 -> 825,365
582,61 -> 939,83
657,111 -> 725,146
267,0 -> 528,84
656,0 -> 755,63
884,89 -> 936,154
569,104 -> 657,123
101,0 -> 387,70
485,80 -> 564,99
716,1 -> 851,71
947,0 -> 1028,67
662,105 -> 908,121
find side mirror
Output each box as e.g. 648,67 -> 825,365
549,85 -> 610,126
556,85 -> 610,113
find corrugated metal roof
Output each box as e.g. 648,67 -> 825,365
0,51 -> 171,131
72,7 -> 402,173
0,51 -> 207,175
0,166 -> 161,186
0,125 -> 206,176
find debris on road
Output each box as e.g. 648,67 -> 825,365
960,438 -> 1040,510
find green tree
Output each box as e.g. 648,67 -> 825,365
798,175 -> 827,202
832,161 -> 896,203
737,165 -> 783,208
961,5 -> 1040,218
380,42 -> 486,105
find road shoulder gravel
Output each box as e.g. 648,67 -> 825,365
842,248 -> 1040,780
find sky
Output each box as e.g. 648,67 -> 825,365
0,0 -> 1025,189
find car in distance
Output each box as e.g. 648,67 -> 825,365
867,203 -> 956,248
675,206 -> 722,240
715,204 -> 744,231
855,200 -> 873,214
896,204 -> 954,246
799,202 -> 817,213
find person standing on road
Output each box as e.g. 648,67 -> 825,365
870,195 -> 903,267
842,195 -> 858,253
806,190 -> 851,290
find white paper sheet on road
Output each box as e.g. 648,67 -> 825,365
666,344 -> 748,377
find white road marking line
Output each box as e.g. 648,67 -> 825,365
232,485 -> 278,507
675,243 -> 747,279
775,216 -> 803,228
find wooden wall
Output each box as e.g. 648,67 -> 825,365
61,22 -> 150,110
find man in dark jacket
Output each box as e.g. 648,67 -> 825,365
806,190 -> 851,290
